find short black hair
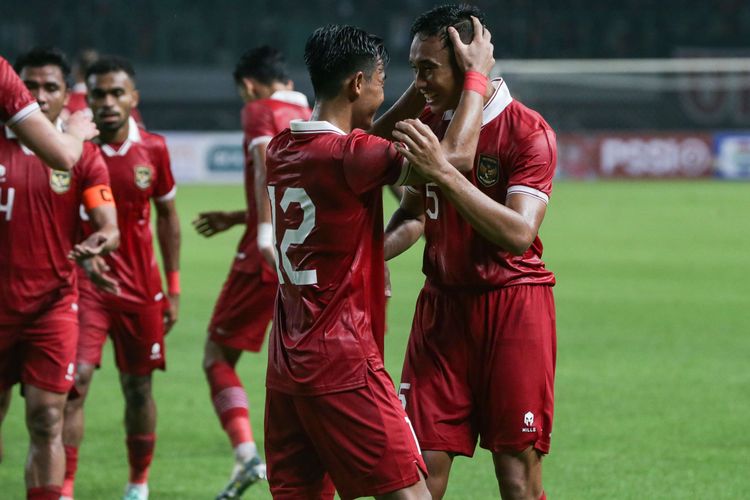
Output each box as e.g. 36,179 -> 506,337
304,24 -> 389,100
85,55 -> 136,82
411,4 -> 486,47
233,46 -> 290,85
14,46 -> 71,82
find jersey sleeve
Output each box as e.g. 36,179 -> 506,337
342,130 -> 407,195
0,56 -> 40,126
151,136 -> 177,202
506,128 -> 557,204
243,101 -> 277,151
78,142 -> 111,189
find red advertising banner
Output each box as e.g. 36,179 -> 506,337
557,132 -> 714,179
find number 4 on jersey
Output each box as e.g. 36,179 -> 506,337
268,185 -> 318,286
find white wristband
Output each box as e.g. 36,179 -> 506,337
257,222 -> 273,249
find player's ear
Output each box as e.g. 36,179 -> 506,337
63,87 -> 71,107
131,89 -> 140,108
347,71 -> 365,101
242,77 -> 255,97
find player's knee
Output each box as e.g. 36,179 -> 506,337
121,376 -> 152,408
26,404 -> 63,441
74,368 -> 94,396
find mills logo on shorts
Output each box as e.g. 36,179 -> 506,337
50,169 -> 72,194
522,411 -> 537,433
134,165 -> 153,190
150,342 -> 162,360
477,154 -> 501,187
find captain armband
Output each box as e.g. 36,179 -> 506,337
82,184 -> 115,211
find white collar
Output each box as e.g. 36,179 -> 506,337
6,118 -> 64,156
442,78 -> 513,126
270,90 -> 310,109
290,119 -> 346,135
72,82 -> 87,93
99,116 -> 142,157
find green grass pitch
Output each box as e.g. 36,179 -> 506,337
1,181 -> 748,498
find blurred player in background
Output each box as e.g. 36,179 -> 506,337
262,23 -> 491,499
63,49 -> 98,119
0,47 -> 118,500
61,56 -> 180,500
385,5 -> 557,500
191,45 -> 311,499
1,54 -> 98,171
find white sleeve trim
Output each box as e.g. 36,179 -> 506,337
507,185 -> 549,204
248,135 -> 273,151
393,157 -> 412,186
404,185 -> 421,195
6,101 -> 40,127
155,185 -> 177,203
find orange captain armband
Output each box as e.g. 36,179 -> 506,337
82,184 -> 115,210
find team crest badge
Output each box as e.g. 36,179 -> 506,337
49,170 -> 71,194
477,154 -> 501,187
134,165 -> 153,190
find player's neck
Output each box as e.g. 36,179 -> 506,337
100,118 -> 131,144
311,100 -> 353,134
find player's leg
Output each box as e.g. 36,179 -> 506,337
0,388 -> 10,462
24,384 -> 67,500
204,269 -> 275,498
399,286 -> 476,499
111,304 -> 166,500
479,285 -> 556,500
120,372 -> 156,499
62,294 -> 109,499
492,448 -> 544,500
61,362 -> 97,499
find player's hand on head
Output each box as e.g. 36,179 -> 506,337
66,110 -> 99,141
81,255 -> 120,295
164,294 -> 179,333
449,16 -> 495,77
192,211 -> 231,237
393,119 -> 453,180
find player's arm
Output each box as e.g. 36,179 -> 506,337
192,209 -> 246,237
155,197 -> 181,332
252,142 -> 276,267
11,109 -> 99,172
433,17 -> 495,173
384,187 -> 425,260
69,184 -> 120,261
395,120 -> 548,255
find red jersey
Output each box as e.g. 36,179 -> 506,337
82,117 -> 176,309
265,120 -> 407,395
0,56 -> 39,127
0,124 -> 109,320
233,90 -> 311,277
418,79 -> 557,289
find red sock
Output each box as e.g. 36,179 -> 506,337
126,433 -> 155,484
540,492 -> 547,500
27,485 -> 62,500
206,362 -> 253,445
62,445 -> 79,496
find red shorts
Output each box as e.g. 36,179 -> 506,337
0,294 -> 78,394
400,284 -> 556,456
208,269 -> 276,352
265,367 -> 427,500
76,287 -> 166,376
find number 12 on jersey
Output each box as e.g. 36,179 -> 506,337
267,185 -> 318,286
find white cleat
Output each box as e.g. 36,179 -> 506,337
122,483 -> 149,500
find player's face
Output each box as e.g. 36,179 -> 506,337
88,71 -> 139,132
20,65 -> 68,123
352,62 -> 386,130
410,34 -> 461,115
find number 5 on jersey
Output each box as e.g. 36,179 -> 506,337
268,185 -> 318,286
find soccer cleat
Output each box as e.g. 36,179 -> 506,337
215,455 -> 267,499
122,483 -> 149,500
